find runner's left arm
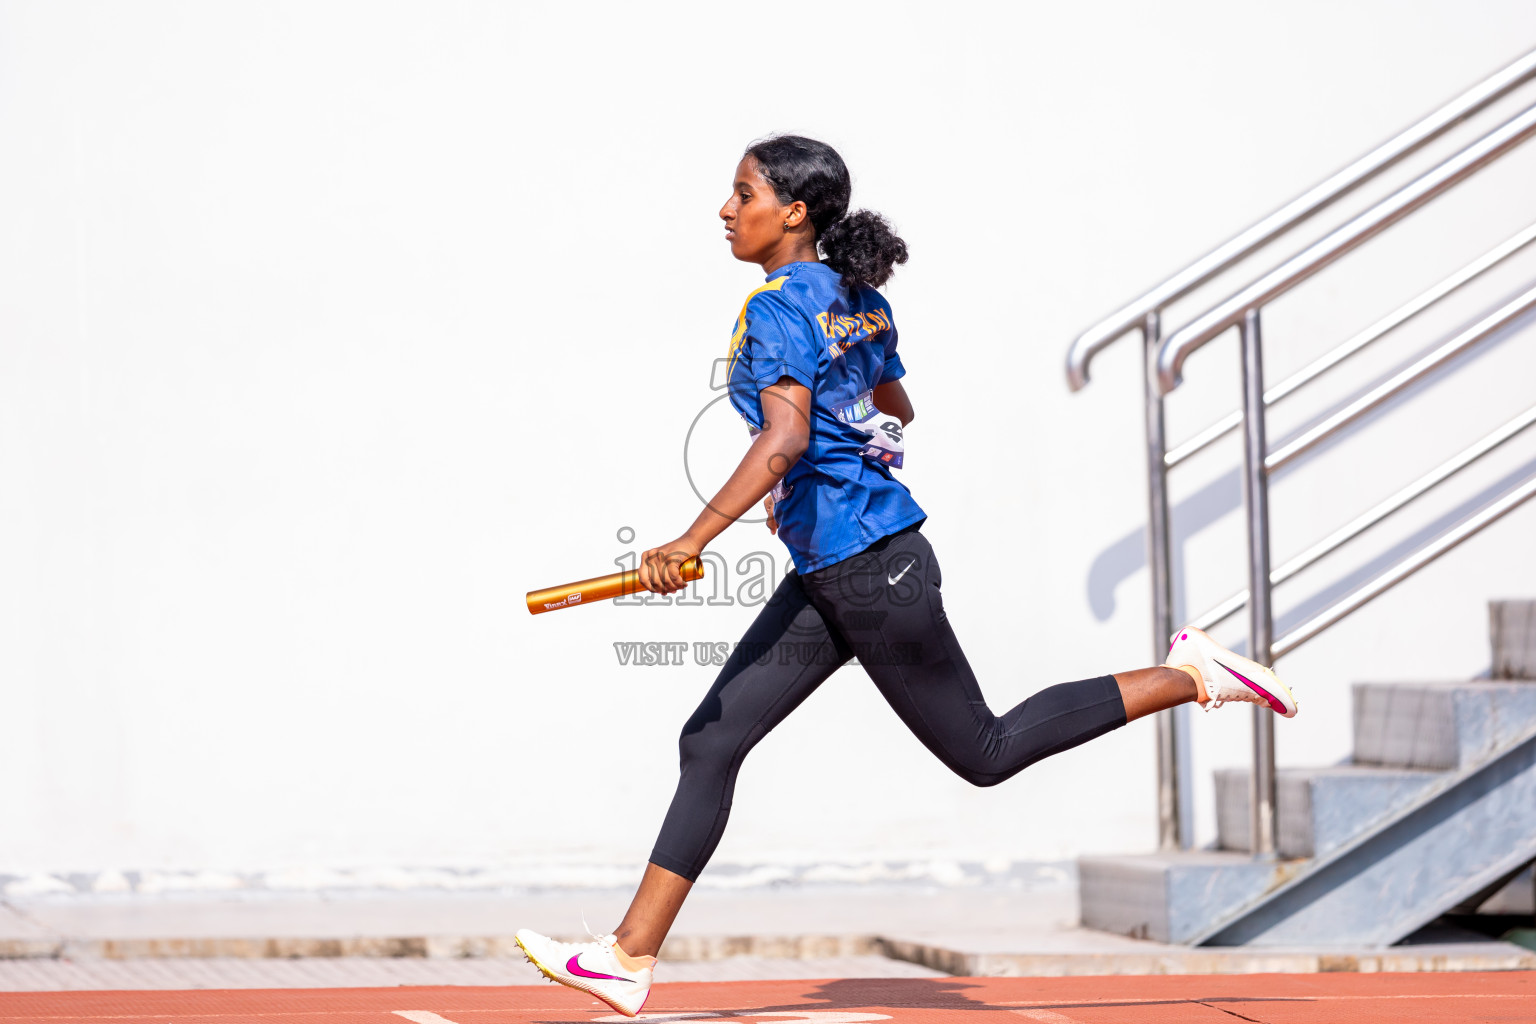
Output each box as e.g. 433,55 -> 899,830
873,379 -> 913,426
638,377 -> 812,594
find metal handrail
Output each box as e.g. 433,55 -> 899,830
1273,471 -> 1536,659
1266,283 -> 1536,471
1219,290 -> 1535,862
1191,402 -> 1536,632
1063,47 -> 1536,858
1157,101 -> 1536,394
1165,222 -> 1536,468
1065,46 -> 1536,392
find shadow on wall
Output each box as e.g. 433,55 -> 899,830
1086,305 -> 1536,643
1087,454 -> 1536,658
1087,466 -> 1240,627
1272,454 -> 1536,644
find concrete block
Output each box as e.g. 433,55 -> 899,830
1078,852 -> 1281,945
1353,682 -> 1536,770
1492,599 -> 1536,679
1216,766 -> 1439,859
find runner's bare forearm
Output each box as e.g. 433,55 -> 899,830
637,380 -> 811,595
683,379 -> 811,548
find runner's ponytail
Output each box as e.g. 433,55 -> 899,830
817,210 -> 908,290
744,135 -> 910,290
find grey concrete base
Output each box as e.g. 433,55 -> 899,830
881,936 -> 1536,976
1214,766 -> 1438,858
1077,852 -> 1283,944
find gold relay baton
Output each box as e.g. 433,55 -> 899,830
526,557 -> 705,615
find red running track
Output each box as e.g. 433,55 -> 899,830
0,973 -> 1532,1023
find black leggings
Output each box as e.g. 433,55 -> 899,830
647,522 -> 1128,882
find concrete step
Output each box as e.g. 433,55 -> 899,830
1203,723 -> 1536,947
1214,765 -> 1439,859
1081,681 -> 1536,948
1352,681 -> 1536,770
1076,851 -> 1283,945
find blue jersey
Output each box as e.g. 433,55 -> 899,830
724,260 -> 927,574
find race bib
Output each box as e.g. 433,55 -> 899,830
831,390 -> 905,469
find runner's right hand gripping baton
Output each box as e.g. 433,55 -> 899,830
526,558 -> 705,615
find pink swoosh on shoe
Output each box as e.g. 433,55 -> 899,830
566,954 -> 632,983
1216,659 -> 1288,714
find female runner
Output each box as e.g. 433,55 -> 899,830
515,135 -> 1298,1016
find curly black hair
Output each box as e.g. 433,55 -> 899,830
743,135 -> 909,290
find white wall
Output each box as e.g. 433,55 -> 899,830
3,0 -> 1535,884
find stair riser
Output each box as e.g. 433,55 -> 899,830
1352,683 -> 1536,770
1215,769 -> 1438,859
1491,599 -> 1536,679
1078,855 -> 1283,945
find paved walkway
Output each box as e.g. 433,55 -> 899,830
0,886 -> 1091,961
1,973 -> 1531,1022
0,955 -> 944,992
2,885 -> 1530,984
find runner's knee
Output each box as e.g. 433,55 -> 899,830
945,760 -> 1010,788
677,720 -> 744,774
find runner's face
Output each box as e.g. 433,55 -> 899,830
720,157 -> 787,265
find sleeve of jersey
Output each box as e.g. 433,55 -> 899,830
881,321 -> 907,382
742,292 -> 818,392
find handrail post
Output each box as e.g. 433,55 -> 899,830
1239,308 -> 1279,860
1142,311 -> 1184,851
